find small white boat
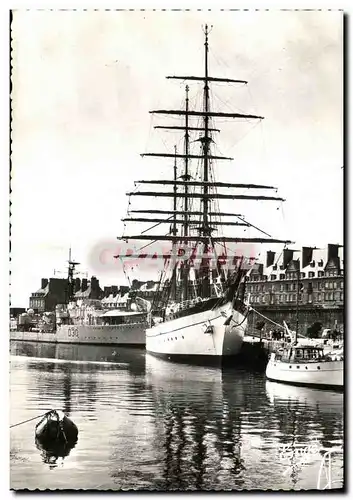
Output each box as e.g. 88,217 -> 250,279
266,343 -> 343,389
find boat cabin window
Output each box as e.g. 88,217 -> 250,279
103,313 -> 145,325
290,347 -> 324,362
293,349 -> 303,361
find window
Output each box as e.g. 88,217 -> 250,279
286,295 -> 290,302
273,264 -> 277,270
310,261 -> 315,267
317,293 -> 322,301
333,282 -> 337,289
280,284 -> 284,292
340,281 -> 344,289
318,260 -> 324,267
325,282 -> 330,289
308,271 -> 315,278
262,296 -> 266,303
340,292 -> 344,301
280,274 -> 285,280
300,272 -> 306,279
318,271 -> 324,277
271,275 -> 276,281
279,295 -> 283,303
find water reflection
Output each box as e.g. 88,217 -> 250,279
35,437 -> 77,469
145,356 -> 263,490
10,341 -> 146,374
145,355 -> 344,490
265,381 -> 344,488
10,342 -> 344,490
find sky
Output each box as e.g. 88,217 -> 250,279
10,10 -> 343,307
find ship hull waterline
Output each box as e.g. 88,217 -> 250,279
266,359 -> 343,390
145,300 -> 248,366
10,323 -> 147,347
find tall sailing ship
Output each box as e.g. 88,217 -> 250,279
120,25 -> 291,363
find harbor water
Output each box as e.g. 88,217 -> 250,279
10,341 -> 344,491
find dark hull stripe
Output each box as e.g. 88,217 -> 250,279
147,347 -> 268,369
10,338 -> 145,348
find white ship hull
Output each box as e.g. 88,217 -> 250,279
10,323 -> 146,346
146,300 -> 247,362
266,357 -> 343,389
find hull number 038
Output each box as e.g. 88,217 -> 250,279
68,327 -> 79,338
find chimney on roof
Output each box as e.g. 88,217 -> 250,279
266,251 -> 275,268
328,244 -> 339,262
81,278 -> 88,292
74,277 -> 81,294
283,249 -> 294,269
41,278 -> 48,289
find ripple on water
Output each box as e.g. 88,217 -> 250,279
10,343 -> 344,491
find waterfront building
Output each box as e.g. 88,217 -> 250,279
246,244 -> 344,335
29,276 -> 104,312
29,278 -> 67,312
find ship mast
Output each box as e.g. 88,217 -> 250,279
66,247 -> 80,304
200,25 -> 211,297
171,145 -> 178,301
119,26 -> 293,305
182,85 -> 190,301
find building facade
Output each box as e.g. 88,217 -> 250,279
246,244 -> 344,336
29,276 -> 104,312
